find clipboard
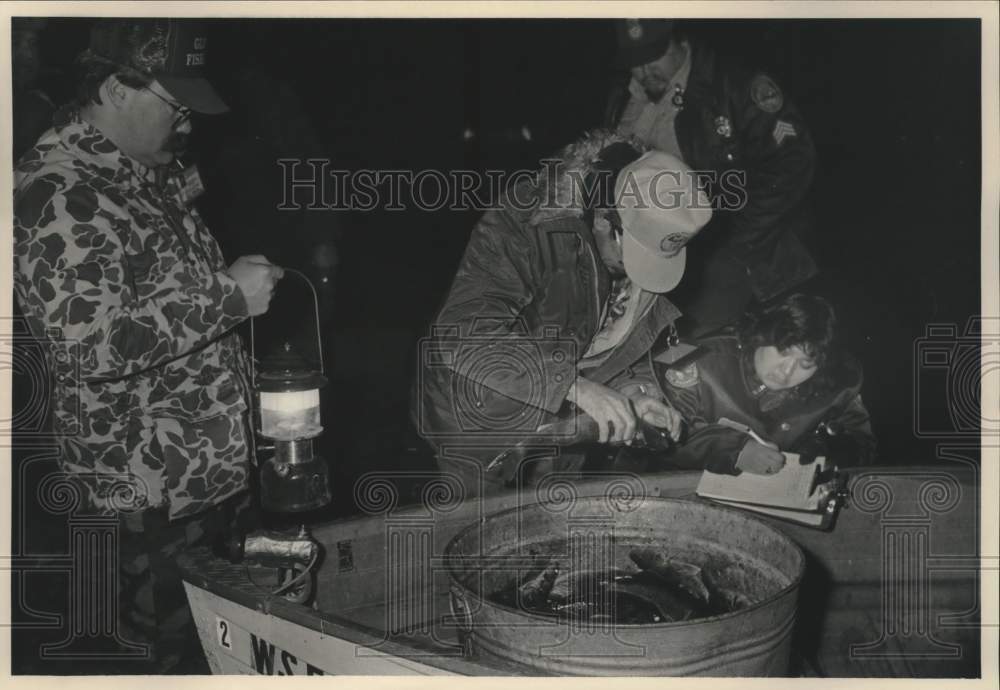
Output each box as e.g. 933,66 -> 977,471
696,454 -> 846,530
695,418 -> 848,530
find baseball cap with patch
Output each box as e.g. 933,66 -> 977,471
615,19 -> 675,67
614,150 -> 712,293
88,18 -> 228,114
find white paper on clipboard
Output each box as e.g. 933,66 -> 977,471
696,453 -> 829,512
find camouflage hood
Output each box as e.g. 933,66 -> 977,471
528,128 -> 647,226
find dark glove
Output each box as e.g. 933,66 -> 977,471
793,422 -> 860,468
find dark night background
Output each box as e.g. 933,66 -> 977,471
8,16 -> 985,674
12,16 -> 984,513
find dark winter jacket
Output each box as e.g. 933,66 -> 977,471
653,334 -> 877,474
412,131 -> 682,460
607,39 -> 817,301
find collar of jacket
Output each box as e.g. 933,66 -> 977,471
525,129 -> 648,306
52,104 -> 160,188
681,39 -> 759,111
680,39 -> 721,107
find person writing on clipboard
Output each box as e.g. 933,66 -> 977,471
649,294 -> 877,476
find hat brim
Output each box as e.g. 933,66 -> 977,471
157,75 -> 229,114
622,227 -> 686,293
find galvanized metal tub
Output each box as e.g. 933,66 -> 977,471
444,495 -> 805,676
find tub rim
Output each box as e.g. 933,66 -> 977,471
443,495 -> 807,629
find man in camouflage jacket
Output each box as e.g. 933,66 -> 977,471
15,104 -> 254,520
13,19 -> 281,672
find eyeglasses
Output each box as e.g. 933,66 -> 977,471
144,87 -> 192,124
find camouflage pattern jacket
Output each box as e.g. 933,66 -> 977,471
14,106 -> 253,520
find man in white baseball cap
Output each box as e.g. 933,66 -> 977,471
415,132 -> 713,496
615,149 -> 713,293
577,147 -> 712,377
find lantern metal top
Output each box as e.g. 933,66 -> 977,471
256,342 -> 328,393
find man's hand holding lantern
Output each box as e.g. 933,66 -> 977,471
229,255 -> 285,316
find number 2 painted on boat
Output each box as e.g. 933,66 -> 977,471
217,617 -> 232,649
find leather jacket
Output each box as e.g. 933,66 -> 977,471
653,334 -> 877,474
607,39 -> 818,301
412,131 -> 682,460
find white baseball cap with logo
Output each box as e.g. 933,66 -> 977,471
614,150 -> 713,293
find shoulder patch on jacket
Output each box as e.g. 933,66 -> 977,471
750,74 -> 784,113
664,362 -> 700,389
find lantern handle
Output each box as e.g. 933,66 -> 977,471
248,267 -> 325,388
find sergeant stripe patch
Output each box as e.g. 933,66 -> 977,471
773,120 -> 797,146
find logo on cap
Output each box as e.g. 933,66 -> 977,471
659,232 -> 689,256
185,36 -> 207,66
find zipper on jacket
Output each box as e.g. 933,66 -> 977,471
586,241 -> 603,335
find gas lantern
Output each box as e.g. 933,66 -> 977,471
226,270 -> 330,607
246,267 -> 332,514
254,341 -> 332,513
